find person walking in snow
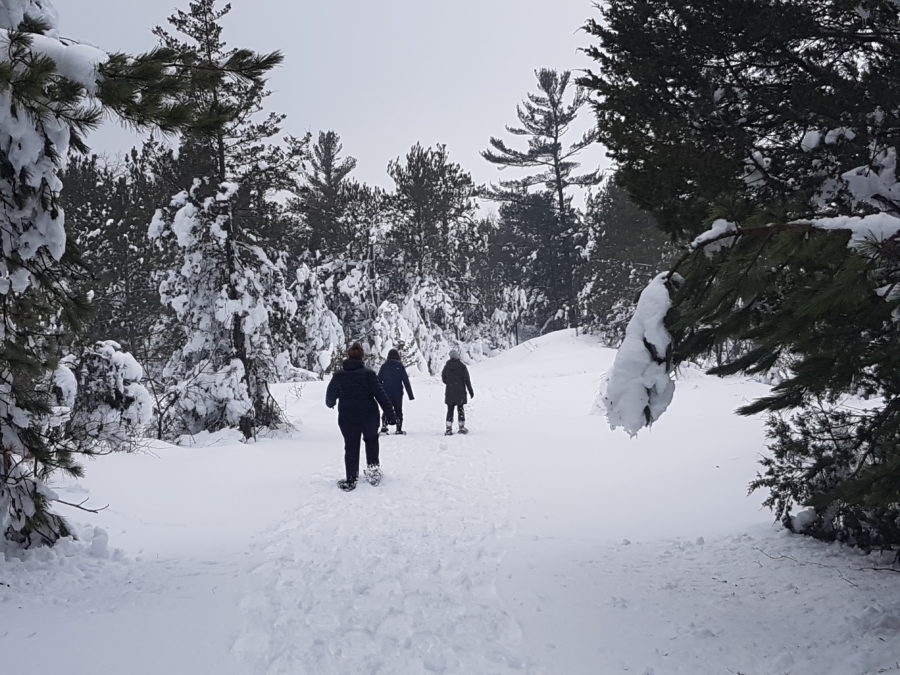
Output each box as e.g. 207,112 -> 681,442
441,348 -> 474,435
378,348 -> 414,435
325,343 -> 396,491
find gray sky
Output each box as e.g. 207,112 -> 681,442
60,0 -> 610,194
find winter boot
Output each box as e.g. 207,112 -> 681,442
380,425 -> 388,434
395,423 -> 406,435
445,422 -> 453,436
337,478 -> 357,492
364,464 -> 383,486
458,423 -> 468,435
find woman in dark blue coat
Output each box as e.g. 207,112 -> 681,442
326,343 -> 396,491
377,349 -> 414,434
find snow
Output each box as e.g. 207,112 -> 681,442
812,212 -> 900,247
53,363 -> 77,407
825,126 -> 857,145
17,32 -> 108,94
690,217 -> 738,254
3,330 -> 897,674
840,147 -> 900,211
601,273 -> 677,436
800,129 -> 822,152
0,0 -> 58,33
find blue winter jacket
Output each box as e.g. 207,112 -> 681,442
378,360 -> 414,402
326,359 -> 396,422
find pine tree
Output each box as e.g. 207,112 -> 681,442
63,142 -> 180,371
482,68 -> 600,328
583,0 -> 900,551
579,173 -> 673,344
490,191 -> 561,334
0,0 -> 261,545
150,0 -> 301,440
387,143 -> 478,279
294,130 -> 358,257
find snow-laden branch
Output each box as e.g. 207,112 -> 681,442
600,272 -> 680,436
602,210 -> 900,437
0,28 -> 108,94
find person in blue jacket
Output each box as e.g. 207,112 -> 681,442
378,348 -> 414,434
326,343 -> 396,491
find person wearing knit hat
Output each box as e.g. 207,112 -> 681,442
325,342 -> 396,490
441,348 -> 474,435
377,348 -> 415,435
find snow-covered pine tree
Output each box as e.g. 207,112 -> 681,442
482,68 -> 600,330
371,301 -> 427,372
292,263 -> 345,376
0,0 -> 264,545
150,0 -> 303,440
381,143 -> 489,368
584,0 -> 900,551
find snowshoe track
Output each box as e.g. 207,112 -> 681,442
235,435 -> 535,674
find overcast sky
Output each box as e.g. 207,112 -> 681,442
60,0 -> 610,194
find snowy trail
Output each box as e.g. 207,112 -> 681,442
3,331 -> 900,675
233,422 -> 529,674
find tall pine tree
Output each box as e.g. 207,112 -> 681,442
149,0 -> 300,440
294,130 -> 358,258
482,68 -> 600,329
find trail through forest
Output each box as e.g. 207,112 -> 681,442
3,332 -> 899,675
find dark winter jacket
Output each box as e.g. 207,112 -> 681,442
378,360 -> 414,402
441,358 -> 474,405
326,359 -> 396,422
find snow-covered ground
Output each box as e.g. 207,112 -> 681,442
2,331 -> 899,675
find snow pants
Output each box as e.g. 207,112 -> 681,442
338,410 -> 380,481
446,404 -> 465,423
383,396 -> 403,430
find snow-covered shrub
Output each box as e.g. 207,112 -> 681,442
485,286 -> 529,352
61,341 -> 154,449
752,400 -> 900,552
3,341 -> 152,546
371,301 -> 427,371
400,278 -> 484,374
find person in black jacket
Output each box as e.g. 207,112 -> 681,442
325,343 -> 396,491
441,348 -> 474,435
378,348 -> 414,435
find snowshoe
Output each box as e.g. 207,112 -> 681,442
394,428 -> 407,435
458,426 -> 469,435
364,465 -> 383,486
337,478 -> 357,492
379,426 -> 389,435
444,428 -> 453,436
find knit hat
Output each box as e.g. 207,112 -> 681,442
449,348 -> 460,360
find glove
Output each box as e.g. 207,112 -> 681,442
409,396 -> 415,401
470,392 -> 475,399
326,403 -> 335,409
